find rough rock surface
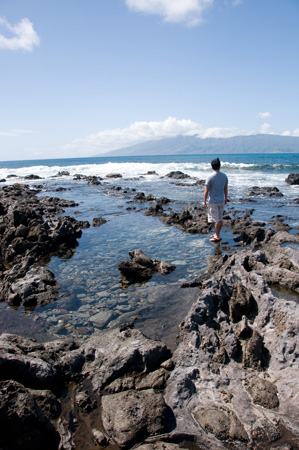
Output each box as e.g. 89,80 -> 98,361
1,183 -> 299,450
0,184 -> 86,307
118,249 -> 176,284
0,327 -> 174,450
285,173 -> 299,185
1,227 -> 299,450
165,231 -> 299,450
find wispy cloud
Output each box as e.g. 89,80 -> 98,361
257,112 -> 272,119
60,116 -> 254,156
0,129 -> 39,137
124,0 -> 214,26
0,17 -> 40,51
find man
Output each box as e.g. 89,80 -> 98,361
203,158 -> 228,242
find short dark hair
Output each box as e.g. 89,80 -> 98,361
211,158 -> 221,170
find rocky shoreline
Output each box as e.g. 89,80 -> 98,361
0,177 -> 299,450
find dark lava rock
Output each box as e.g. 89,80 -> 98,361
106,173 -> 122,178
24,174 -> 42,180
55,171 -> 70,177
248,186 -> 283,197
92,217 -> 107,227
0,380 -> 59,450
118,249 -> 176,284
285,173 -> 299,185
166,171 -> 191,179
0,184 -> 84,307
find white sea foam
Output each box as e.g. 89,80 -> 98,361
0,158 -> 296,194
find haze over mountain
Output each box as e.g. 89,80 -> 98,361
99,134 -> 299,157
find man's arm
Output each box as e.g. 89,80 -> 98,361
203,185 -> 209,207
224,184 -> 228,204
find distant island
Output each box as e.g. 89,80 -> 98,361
98,134 -> 299,157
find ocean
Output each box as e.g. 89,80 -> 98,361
0,153 -> 298,348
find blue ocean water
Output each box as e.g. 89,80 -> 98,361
0,153 -> 298,347
0,152 -> 298,171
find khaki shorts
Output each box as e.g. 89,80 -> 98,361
207,203 -> 224,223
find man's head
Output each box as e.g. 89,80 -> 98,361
211,158 -> 221,171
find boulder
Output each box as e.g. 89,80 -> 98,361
285,173 -> 299,185
92,217 -> 107,227
101,389 -> 171,448
106,173 -> 122,178
166,171 -> 191,179
118,249 -> 176,284
0,380 -> 59,450
248,186 -> 283,197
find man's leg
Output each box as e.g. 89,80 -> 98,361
214,220 -> 222,239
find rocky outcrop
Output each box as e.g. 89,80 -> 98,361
165,231 -> 299,450
1,181 -> 299,450
285,173 -> 299,185
0,184 -> 86,308
247,186 -> 283,197
0,327 -> 174,450
118,249 -> 176,284
165,171 -> 191,179
92,217 -> 107,227
1,230 -> 299,449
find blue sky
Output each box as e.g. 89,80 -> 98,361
0,0 -> 299,161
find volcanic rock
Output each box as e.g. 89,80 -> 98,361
285,173 -> 299,185
118,249 -> 176,284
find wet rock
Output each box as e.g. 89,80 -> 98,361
0,184 -> 84,307
106,173 -> 122,178
146,205 -> 211,235
92,217 -> 107,227
86,175 -> 102,185
92,428 -> 107,446
248,186 -> 283,197
89,310 -> 114,327
118,249 -> 176,284
166,171 -> 191,179
55,171 -> 70,177
285,173 -> 299,185
24,174 -> 42,180
4,265 -> 58,308
134,191 -> 146,201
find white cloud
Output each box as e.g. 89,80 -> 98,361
0,17 -> 40,51
257,112 -> 272,119
259,122 -> 275,135
60,116 -> 255,156
0,129 -> 38,137
125,0 -> 214,26
282,128 -> 299,137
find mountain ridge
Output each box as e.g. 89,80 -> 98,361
98,134 -> 299,157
